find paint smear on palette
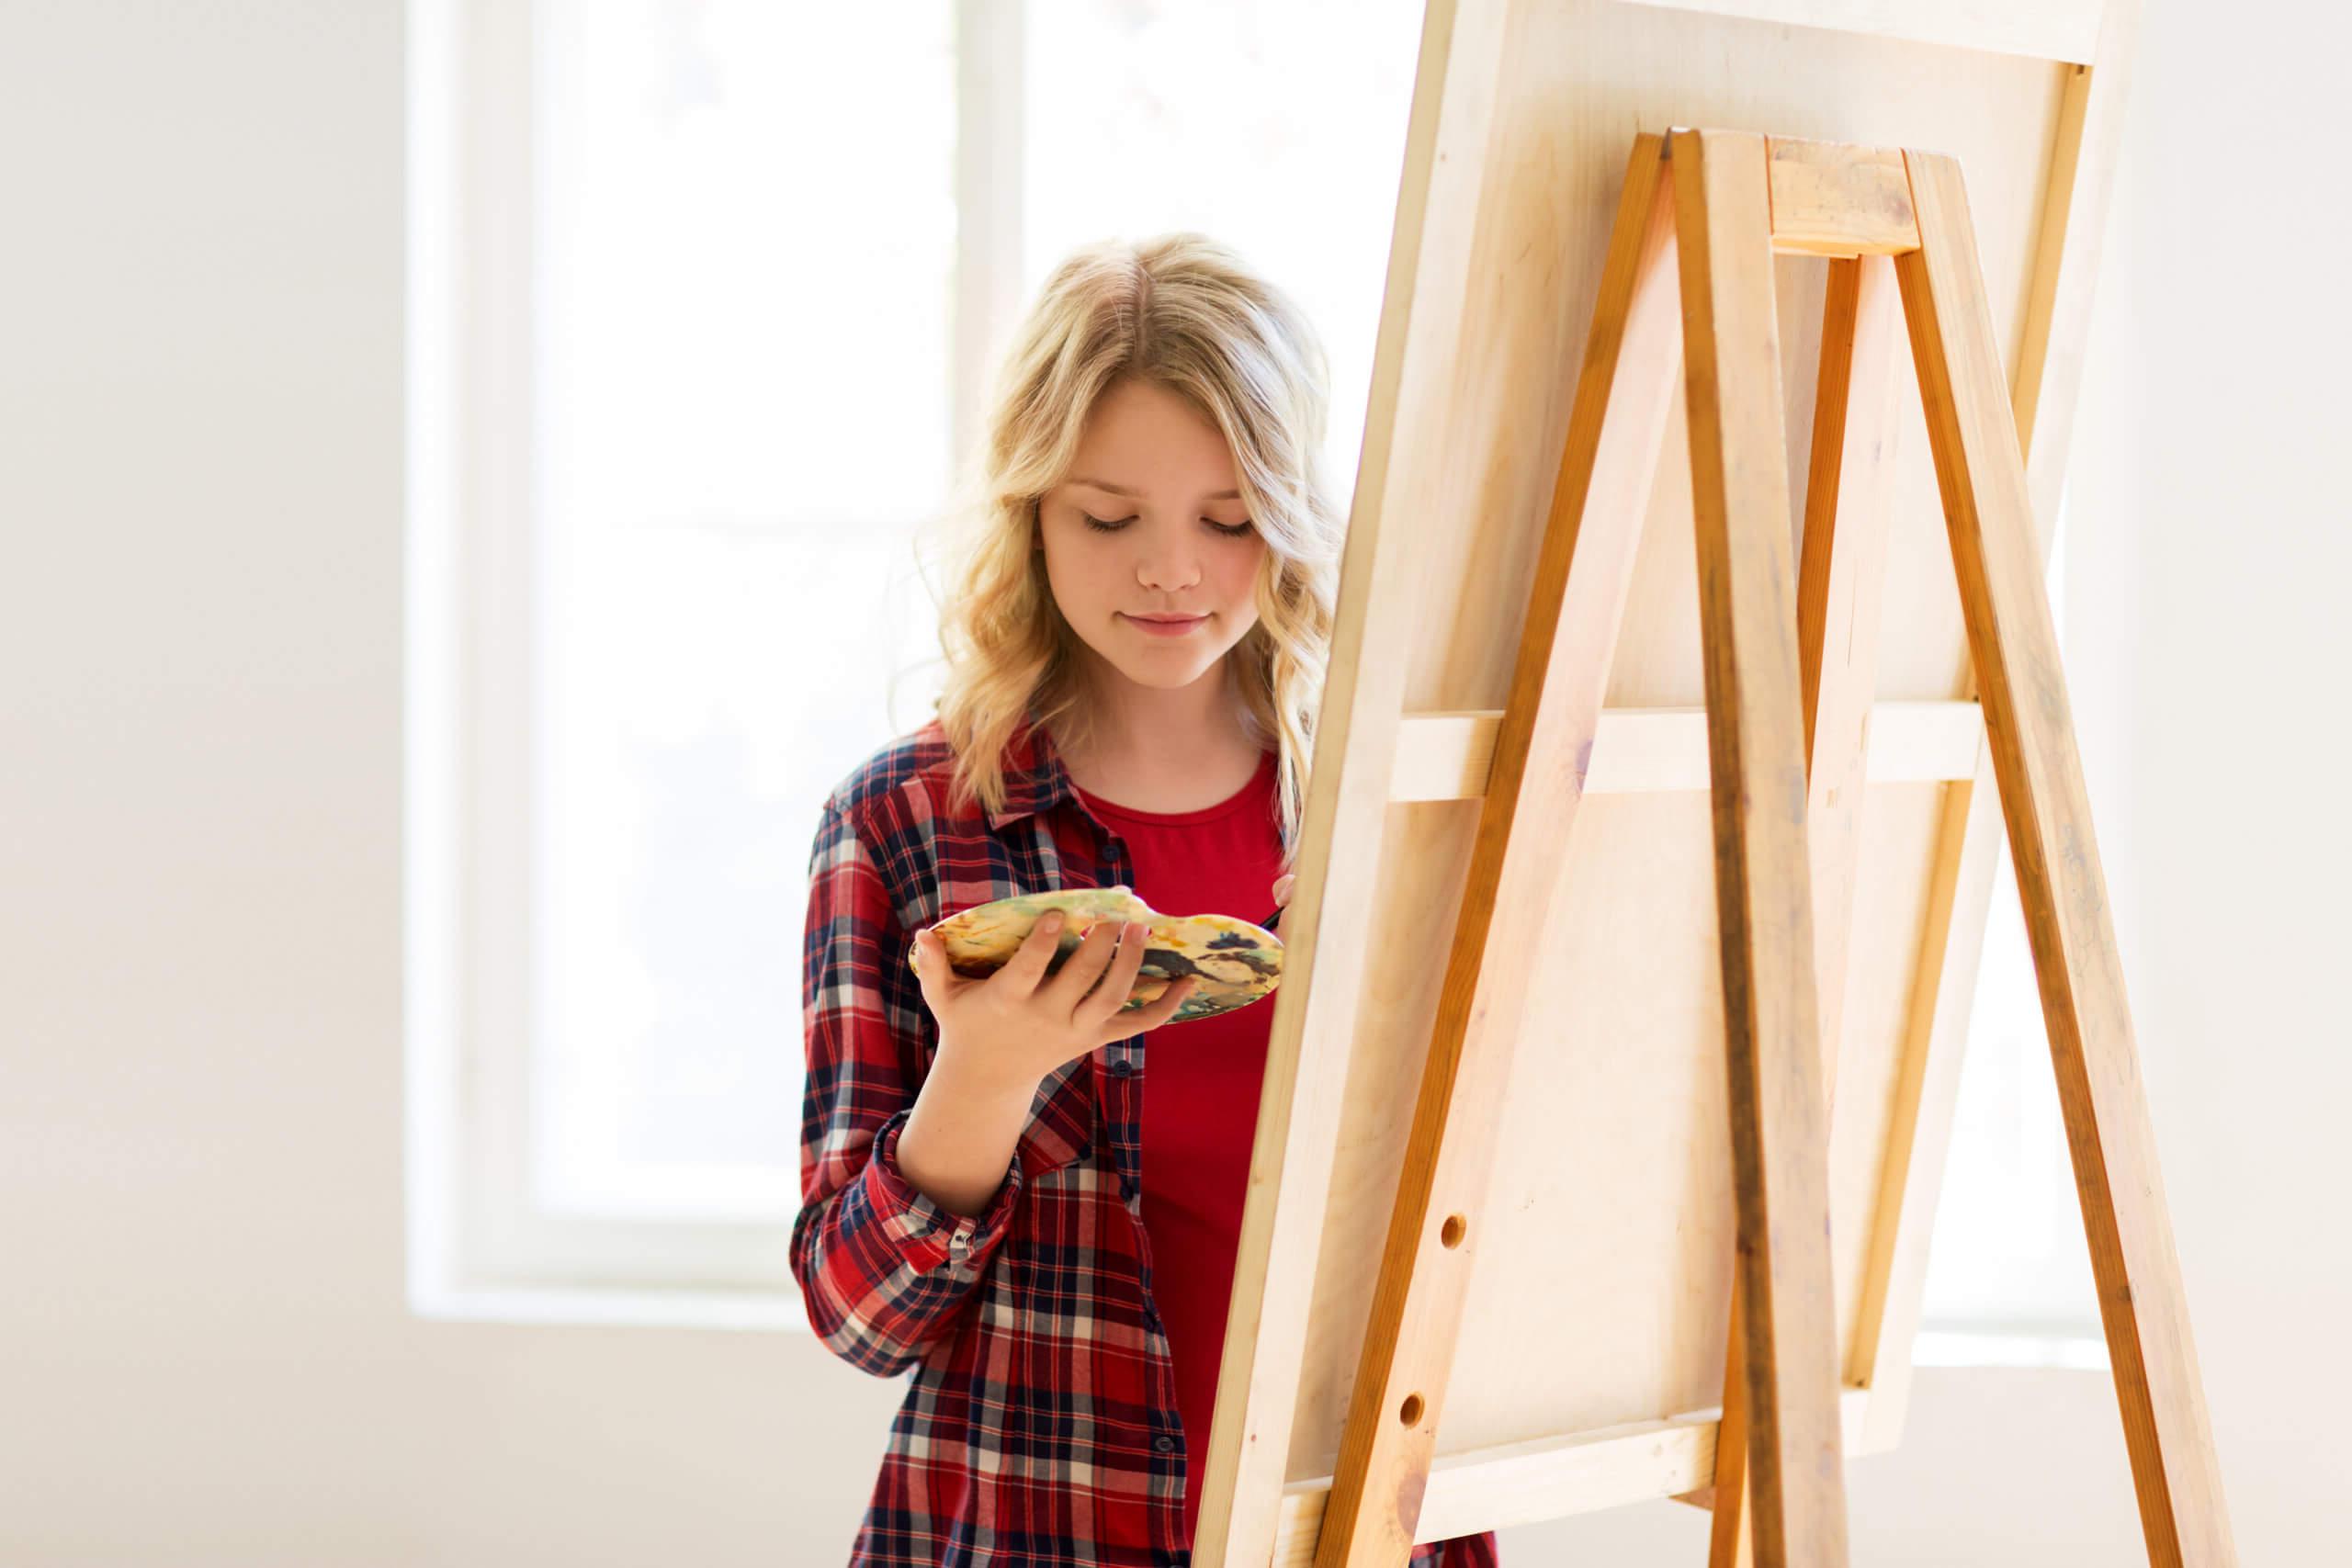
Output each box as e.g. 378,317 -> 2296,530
912,885 -> 1283,1025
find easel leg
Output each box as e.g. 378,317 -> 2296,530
1895,149 -> 2239,1568
1693,248 -> 1904,1564
1310,133 -> 1683,1568
1670,126 -> 1851,1568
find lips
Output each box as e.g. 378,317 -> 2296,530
1124,612 -> 1207,637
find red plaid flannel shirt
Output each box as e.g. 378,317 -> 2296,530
794,709 -> 1499,1567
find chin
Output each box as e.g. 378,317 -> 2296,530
1118,658 -> 1220,688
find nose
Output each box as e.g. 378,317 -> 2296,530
1135,537 -> 1202,592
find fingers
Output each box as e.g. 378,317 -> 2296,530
1081,973 -> 1194,1048
924,908 -> 1204,1055
1044,917 -> 1131,1012
995,909 -> 1069,995
1074,921 -> 1198,1035
1076,919 -> 1153,1021
1116,975 -> 1198,1034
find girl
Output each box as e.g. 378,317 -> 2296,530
793,232 -> 1498,1568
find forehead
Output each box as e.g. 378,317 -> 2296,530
1063,379 -> 1240,500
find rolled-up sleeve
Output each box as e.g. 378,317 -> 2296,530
789,796 -> 1023,1377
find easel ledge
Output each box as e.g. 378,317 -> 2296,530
1270,1389 -> 1875,1563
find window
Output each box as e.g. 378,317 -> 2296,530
405,0 -> 1424,1326
408,0 -> 2106,1357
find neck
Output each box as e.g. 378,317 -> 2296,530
1061,653 -> 1252,775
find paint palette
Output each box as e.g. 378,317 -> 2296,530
913,885 -> 1283,1025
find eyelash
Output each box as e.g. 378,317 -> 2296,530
1081,513 -> 1255,538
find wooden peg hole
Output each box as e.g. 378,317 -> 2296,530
1398,1393 -> 1424,1426
1440,1213 -> 1467,1248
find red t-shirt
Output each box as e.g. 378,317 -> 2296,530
1068,747 -> 1284,1548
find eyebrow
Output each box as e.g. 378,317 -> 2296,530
1068,475 -> 1243,502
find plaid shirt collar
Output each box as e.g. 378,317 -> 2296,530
983,707 -> 1080,833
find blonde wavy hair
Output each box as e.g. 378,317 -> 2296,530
918,232 -> 1343,871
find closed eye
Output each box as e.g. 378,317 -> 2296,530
1081,513 -> 1255,538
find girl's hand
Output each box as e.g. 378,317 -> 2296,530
910,912 -> 1197,1094
1272,873 -> 1296,912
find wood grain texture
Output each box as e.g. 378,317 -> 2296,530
1765,138 -> 1919,256
2014,0 -> 2142,536
1189,3 -> 1516,1560
1200,0 -> 2150,1555
1273,1389 -> 1875,1563
1849,756 -> 1994,1426
1690,247 -> 1903,1559
1671,125 -> 1849,1568
1313,130 -> 1684,1568
1796,254 -> 1905,1106
1896,146 -> 2237,1566
1858,0 -> 2143,1456
1386,699 -> 1978,801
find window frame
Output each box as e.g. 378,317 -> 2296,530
404,0 -> 1027,1329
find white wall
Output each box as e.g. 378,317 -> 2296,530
1,3 -> 2340,1563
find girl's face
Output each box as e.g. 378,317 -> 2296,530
1035,377 -> 1267,698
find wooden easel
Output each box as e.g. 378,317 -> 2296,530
1306,128 -> 2235,1568
1181,7 -> 2238,1566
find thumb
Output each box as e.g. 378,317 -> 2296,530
910,929 -> 963,1000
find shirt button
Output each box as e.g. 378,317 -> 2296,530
1153,1434 -> 1177,1454
1110,1057 -> 1134,1077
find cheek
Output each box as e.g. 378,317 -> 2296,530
1040,525 -> 1121,604
1219,540 -> 1268,605
1039,526 -> 1101,582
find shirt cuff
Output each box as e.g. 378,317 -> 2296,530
858,1107 -> 1024,1274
